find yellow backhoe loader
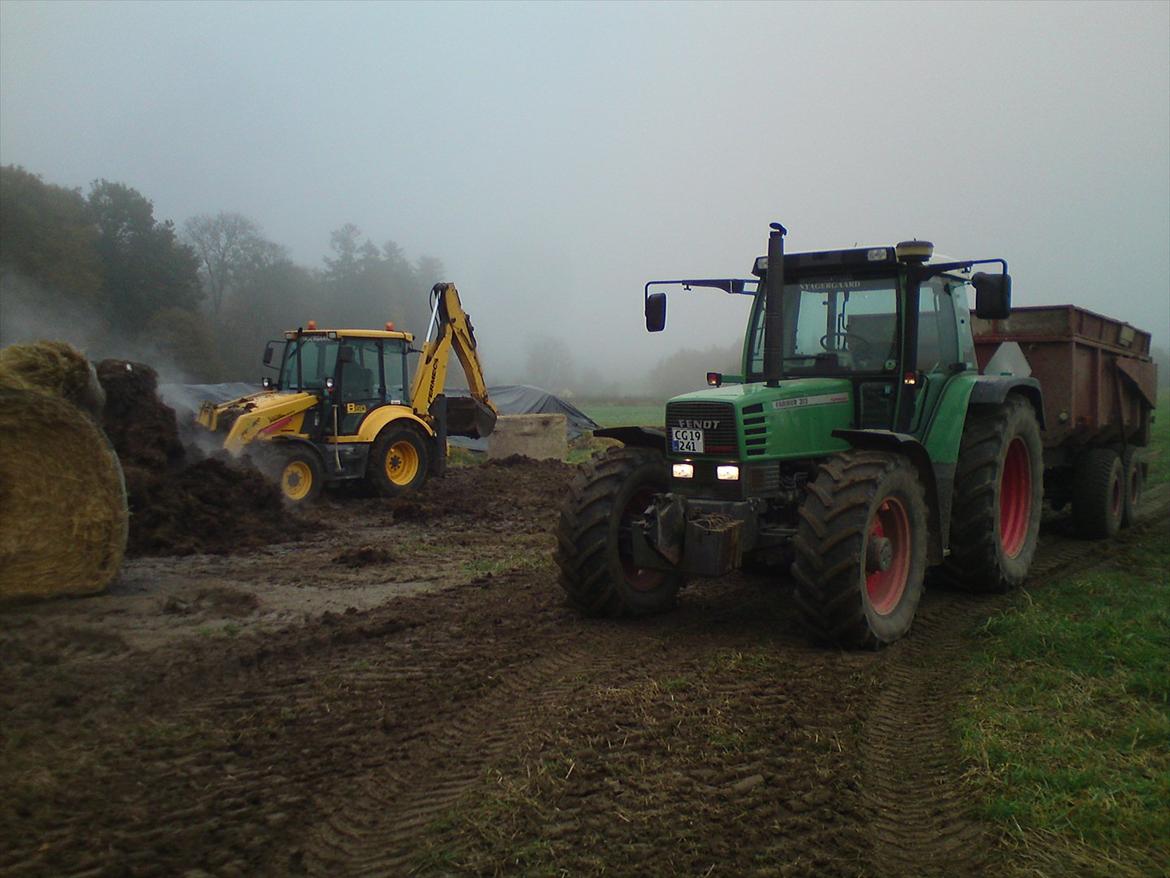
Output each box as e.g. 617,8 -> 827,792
196,283 -> 497,502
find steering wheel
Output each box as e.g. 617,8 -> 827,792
819,332 -> 873,359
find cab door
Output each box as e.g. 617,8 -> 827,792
337,340 -> 385,435
910,278 -> 963,436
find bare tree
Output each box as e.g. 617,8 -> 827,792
184,212 -> 283,315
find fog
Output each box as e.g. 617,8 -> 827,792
2,1 -> 1167,390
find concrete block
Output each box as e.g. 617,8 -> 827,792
488,413 -> 567,461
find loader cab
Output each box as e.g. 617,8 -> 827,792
275,330 -> 413,435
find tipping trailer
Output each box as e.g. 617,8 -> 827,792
972,305 -> 1157,535
554,223 -> 1158,649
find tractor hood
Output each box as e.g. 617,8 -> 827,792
666,377 -> 854,461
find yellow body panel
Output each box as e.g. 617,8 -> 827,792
222,392 -> 317,454
283,329 -> 415,342
347,404 -> 434,443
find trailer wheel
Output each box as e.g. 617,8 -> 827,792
1073,448 -> 1124,538
945,395 -> 1043,593
792,451 -> 927,649
277,447 -> 325,504
368,425 -> 430,497
1121,446 -> 1146,528
555,447 -> 684,617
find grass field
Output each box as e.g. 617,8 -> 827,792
958,392 -> 1170,877
577,400 -> 666,428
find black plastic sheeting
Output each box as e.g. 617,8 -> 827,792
159,382 -> 599,450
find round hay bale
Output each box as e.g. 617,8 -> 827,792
0,340 -> 105,417
0,387 -> 128,601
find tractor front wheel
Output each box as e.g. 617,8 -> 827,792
792,451 -> 927,649
555,447 -> 684,617
369,426 -> 430,497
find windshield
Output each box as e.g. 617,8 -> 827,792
280,337 -> 338,390
747,275 -> 900,377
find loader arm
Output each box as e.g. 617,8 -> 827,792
409,283 -> 499,438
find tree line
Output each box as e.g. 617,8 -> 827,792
0,165 -> 443,382
0,164 -> 747,398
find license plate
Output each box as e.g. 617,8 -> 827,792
670,427 -> 704,453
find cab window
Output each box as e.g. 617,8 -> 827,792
916,277 -> 960,373
280,337 -> 337,390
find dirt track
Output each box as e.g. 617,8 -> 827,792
1,461 -> 1166,878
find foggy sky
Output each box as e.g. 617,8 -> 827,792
2,0 -> 1167,386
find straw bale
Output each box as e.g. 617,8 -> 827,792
0,388 -> 128,600
0,340 -> 105,417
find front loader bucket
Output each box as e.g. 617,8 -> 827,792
446,397 -> 497,439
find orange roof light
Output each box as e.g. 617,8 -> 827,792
306,320 -> 318,330
385,321 -> 395,331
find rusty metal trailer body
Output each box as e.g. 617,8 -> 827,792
972,305 -> 1157,531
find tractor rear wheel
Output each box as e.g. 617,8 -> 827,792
945,395 -> 1043,593
1121,446 -> 1146,528
368,425 -> 430,497
1073,447 -> 1124,538
792,451 -> 927,649
555,447 -> 684,617
277,447 -> 324,504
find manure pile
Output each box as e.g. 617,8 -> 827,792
96,359 -> 303,557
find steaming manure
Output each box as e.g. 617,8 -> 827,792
96,359 -> 305,556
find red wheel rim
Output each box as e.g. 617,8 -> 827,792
866,497 -> 911,616
1128,464 -> 1141,509
619,487 -> 662,592
999,437 -> 1032,559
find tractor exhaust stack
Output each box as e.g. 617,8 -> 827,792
763,222 -> 787,387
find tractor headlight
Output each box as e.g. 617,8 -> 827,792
672,463 -> 694,479
716,465 -> 740,481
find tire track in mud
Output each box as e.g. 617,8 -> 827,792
300,635 -> 635,876
862,488 -> 1170,878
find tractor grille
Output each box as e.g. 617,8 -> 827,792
665,401 -> 737,456
741,402 -> 768,457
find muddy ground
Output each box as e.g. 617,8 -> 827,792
1,460 -> 1166,878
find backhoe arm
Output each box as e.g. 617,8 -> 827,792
410,283 -> 498,438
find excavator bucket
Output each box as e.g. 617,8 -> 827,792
446,396 -> 497,439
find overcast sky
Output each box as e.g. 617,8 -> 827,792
2,0 -> 1167,383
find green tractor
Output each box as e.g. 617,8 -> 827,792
556,223 -> 1043,648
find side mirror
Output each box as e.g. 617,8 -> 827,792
263,342 -> 277,366
645,292 -> 666,332
338,345 -> 355,364
972,272 -> 1011,320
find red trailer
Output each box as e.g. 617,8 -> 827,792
972,305 -> 1157,536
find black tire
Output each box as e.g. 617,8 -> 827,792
791,451 -> 928,649
368,425 -> 430,497
1121,446 -> 1146,528
276,447 -> 324,504
1073,447 -> 1123,538
945,395 -> 1044,593
554,447 -> 684,617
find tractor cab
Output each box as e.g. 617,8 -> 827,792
646,239 -> 1010,442
264,325 -> 414,437
740,244 -> 978,435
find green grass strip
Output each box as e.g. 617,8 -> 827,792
958,528 -> 1170,876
